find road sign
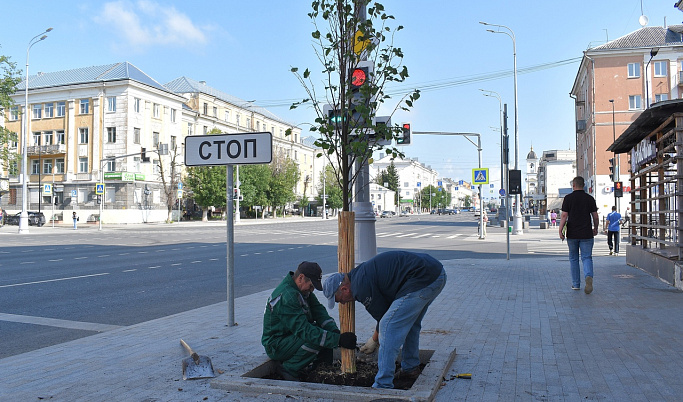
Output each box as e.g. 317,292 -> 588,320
499,188 -> 506,196
472,168 -> 489,185
438,181 -> 442,187
417,182 -> 421,187
459,180 -> 464,185
184,132 -> 273,166
177,182 -> 183,190
177,190 -> 183,199
43,184 -> 52,195
71,190 -> 77,198
95,183 -> 105,195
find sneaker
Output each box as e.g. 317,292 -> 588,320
396,367 -> 420,381
609,251 -> 613,255
585,276 -> 593,294
571,286 -> 580,290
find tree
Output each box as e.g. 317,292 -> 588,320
375,160 -> 399,204
420,185 -> 451,211
0,54 -> 20,176
154,142 -> 183,222
289,1 -> 419,212
185,165 -> 226,221
316,164 -> 343,212
267,154 -> 299,218
238,164 -> 270,218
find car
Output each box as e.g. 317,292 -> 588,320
399,211 -> 409,217
380,211 -> 393,218
474,209 -> 481,217
4,211 -> 46,226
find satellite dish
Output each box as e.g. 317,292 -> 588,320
639,14 -> 649,27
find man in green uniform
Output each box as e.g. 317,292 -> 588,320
262,261 -> 357,380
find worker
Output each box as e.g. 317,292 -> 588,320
262,261 -> 357,381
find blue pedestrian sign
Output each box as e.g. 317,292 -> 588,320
459,180 -> 464,185
95,183 -> 105,195
499,188 -> 506,196
71,190 -> 77,198
438,181 -> 442,187
43,184 -> 52,195
472,168 -> 489,185
417,182 -> 421,187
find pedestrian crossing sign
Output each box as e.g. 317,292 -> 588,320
472,168 -> 489,185
96,183 -> 105,195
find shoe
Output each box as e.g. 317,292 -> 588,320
609,251 -> 613,255
275,362 -> 300,382
571,286 -> 580,290
585,276 -> 593,294
396,367 -> 420,381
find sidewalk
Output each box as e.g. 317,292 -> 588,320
1,226 -> 682,401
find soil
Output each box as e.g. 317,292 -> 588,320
265,359 -> 424,389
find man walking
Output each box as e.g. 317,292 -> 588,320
606,206 -> 622,255
558,176 -> 599,294
262,262 -> 357,381
323,251 -> 446,388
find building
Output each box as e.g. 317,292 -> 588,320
570,24 -> 683,217
370,154 -> 439,213
536,150 -> 576,213
525,146 -> 539,211
369,183 -> 395,213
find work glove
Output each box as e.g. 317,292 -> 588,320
359,336 -> 379,354
338,332 -> 357,349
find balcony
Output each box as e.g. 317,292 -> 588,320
576,119 -> 587,132
27,144 -> 66,156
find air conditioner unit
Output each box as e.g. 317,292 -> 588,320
576,120 -> 586,132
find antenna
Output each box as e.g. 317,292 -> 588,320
639,0 -> 648,27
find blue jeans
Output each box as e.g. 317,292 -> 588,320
374,268 -> 447,388
567,238 -> 594,288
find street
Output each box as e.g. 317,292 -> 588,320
1,212 -> 571,358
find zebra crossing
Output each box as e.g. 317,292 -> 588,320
237,227 -> 478,241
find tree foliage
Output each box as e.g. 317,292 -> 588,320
0,53 -> 21,175
185,165 -> 226,220
289,0 -> 419,211
420,185 -> 451,210
316,164 -> 343,210
375,160 -> 399,204
268,154 -> 300,217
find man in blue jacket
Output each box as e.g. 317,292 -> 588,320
606,206 -> 622,255
323,251 -> 447,389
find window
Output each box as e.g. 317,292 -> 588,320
32,104 -> 42,119
654,61 -> 667,77
43,131 -> 53,145
10,106 -> 18,120
134,98 -> 141,113
55,158 -> 64,174
246,117 -> 251,128
213,106 -> 217,117
44,103 -> 54,118
153,103 -> 160,118
31,160 -> 39,174
57,130 -> 65,145
153,132 -> 159,147
404,182 -> 409,187
79,127 -> 89,144
236,113 -> 240,126
80,99 -> 89,114
627,63 -> 640,78
106,158 -> 115,172
33,132 -> 41,145
171,135 -> 176,151
56,102 -> 65,117
153,159 -> 160,174
203,126 -> 208,135
170,108 -> 176,122
133,157 -> 140,172
107,127 -> 116,143
187,123 -> 193,136
134,128 -> 140,144
256,121 -> 260,131
79,157 -> 88,173
655,93 -> 669,102
629,95 -> 642,110
107,96 -> 116,112
203,103 -> 208,115
224,110 -> 230,121
43,159 -> 53,174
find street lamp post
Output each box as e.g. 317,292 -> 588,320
480,89 -> 506,225
645,48 -> 659,108
480,21 -> 523,235
19,28 -> 52,234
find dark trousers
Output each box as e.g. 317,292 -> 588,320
607,230 -> 620,253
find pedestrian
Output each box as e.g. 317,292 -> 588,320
550,210 -> 557,227
558,176 -> 599,294
72,211 -> 78,230
323,251 -> 447,389
262,262 -> 356,381
606,206 -> 622,255
479,210 -> 488,237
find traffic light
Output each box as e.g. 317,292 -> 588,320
349,61 -> 373,126
614,181 -> 623,198
141,147 -> 150,163
397,122 -> 411,145
323,104 -> 345,127
96,194 -> 102,205
233,188 -> 243,201
609,158 -> 615,181
509,169 -> 522,195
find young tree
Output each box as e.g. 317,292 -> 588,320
238,164 -> 270,218
185,165 -> 226,221
375,160 -> 399,204
267,154 -> 299,218
154,143 -> 183,222
316,164 -> 343,212
0,54 -> 20,176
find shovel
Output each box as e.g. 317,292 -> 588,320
180,339 -> 216,380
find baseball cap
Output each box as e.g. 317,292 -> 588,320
298,261 -> 323,291
323,272 -> 345,309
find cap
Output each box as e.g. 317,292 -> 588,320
323,272 -> 345,309
298,261 -> 323,291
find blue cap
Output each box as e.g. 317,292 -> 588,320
323,272 -> 345,309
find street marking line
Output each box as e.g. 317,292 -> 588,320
97,255 -> 110,258
0,312 -> 122,332
396,233 -> 418,238
74,257 -> 88,260
209,258 -> 218,261
412,233 -> 432,238
49,259 -> 63,262
377,233 -> 400,237
0,272 -> 110,288
20,261 -> 35,265
190,261 -> 201,264
118,253 -> 130,256
171,263 -> 182,266
149,266 -> 161,269
447,234 -> 461,239
432,235 -> 441,238
123,269 -> 136,272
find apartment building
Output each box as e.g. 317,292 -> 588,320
570,24 -> 683,217
536,150 -> 577,213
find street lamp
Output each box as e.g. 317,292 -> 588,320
645,47 -> 659,108
479,89 -> 506,223
480,21 -> 523,235
19,27 -> 52,234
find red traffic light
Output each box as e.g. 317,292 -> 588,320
615,182 -> 622,189
350,68 -> 368,88
402,123 -> 410,130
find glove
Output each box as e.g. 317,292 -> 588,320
338,332 -> 357,349
359,336 -> 379,354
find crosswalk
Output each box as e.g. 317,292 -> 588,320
523,236 -> 616,256
238,228 -> 479,241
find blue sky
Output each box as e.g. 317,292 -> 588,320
1,1 -> 681,197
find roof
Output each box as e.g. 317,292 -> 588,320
526,146 -> 537,160
164,76 -> 297,127
608,99 -> 683,153
17,62 -> 170,93
590,25 -> 683,51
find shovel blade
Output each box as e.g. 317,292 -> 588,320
182,355 -> 215,380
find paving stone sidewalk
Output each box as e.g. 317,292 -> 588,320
1,228 -> 682,401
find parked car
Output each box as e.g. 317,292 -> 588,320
399,210 -> 409,217
380,211 -> 393,218
4,211 -> 46,226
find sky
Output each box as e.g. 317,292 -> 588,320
1,0 -> 682,198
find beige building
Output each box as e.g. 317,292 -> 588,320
570,25 -> 683,217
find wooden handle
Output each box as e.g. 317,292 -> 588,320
180,339 -> 194,354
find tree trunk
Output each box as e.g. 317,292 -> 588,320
338,211 -> 356,373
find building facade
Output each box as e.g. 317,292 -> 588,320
536,150 -> 577,213
370,154 -> 440,213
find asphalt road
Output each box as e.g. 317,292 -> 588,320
0,212 -> 512,358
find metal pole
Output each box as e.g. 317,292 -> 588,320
226,165 -> 235,326
477,135 -> 485,239
235,165 -> 240,223
322,159 -> 326,219
51,169 -> 54,228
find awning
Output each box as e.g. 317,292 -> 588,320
608,99 -> 683,154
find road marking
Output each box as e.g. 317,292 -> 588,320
74,257 -> 88,260
240,254 -> 249,257
190,261 -> 201,264
138,251 -> 148,254
149,266 -> 161,269
171,263 -> 182,266
396,233 -> 418,238
49,259 -> 63,262
0,272 -> 109,288
0,313 -> 123,332
209,258 -> 218,261
123,269 -> 136,272
432,235 -> 441,238
447,234 -> 461,239
118,253 -> 130,256
98,255 -> 110,258
20,261 -> 35,265
254,252 -> 262,255
377,233 -> 399,237
412,233 -> 432,238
